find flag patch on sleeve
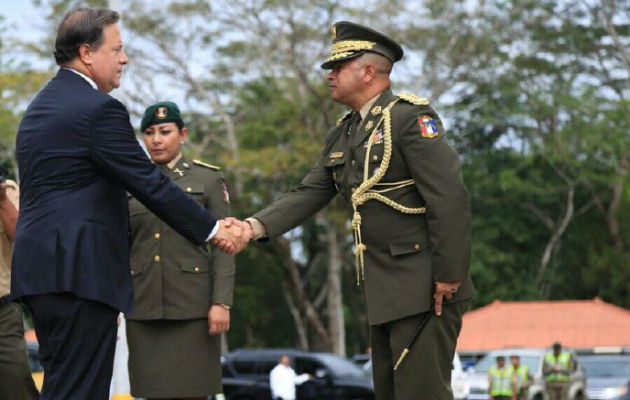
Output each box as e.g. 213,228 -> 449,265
417,115 -> 439,138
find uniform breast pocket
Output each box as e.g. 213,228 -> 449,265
179,183 -> 205,199
365,146 -> 385,177
324,157 -> 347,186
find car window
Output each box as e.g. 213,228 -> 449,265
475,354 -> 541,373
580,356 -> 630,378
257,360 -> 278,375
232,359 -> 257,375
315,353 -> 365,378
295,357 -> 326,375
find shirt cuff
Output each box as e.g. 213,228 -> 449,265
245,217 -> 268,240
206,221 -> 220,241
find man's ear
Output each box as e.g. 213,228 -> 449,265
78,43 -> 92,65
362,64 -> 377,83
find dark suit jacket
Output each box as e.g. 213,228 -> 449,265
254,89 -> 473,325
10,69 -> 217,313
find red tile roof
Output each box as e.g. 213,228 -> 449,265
457,298 -> 630,352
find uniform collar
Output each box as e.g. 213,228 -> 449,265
161,154 -> 191,180
359,92 -> 382,122
351,89 -> 396,149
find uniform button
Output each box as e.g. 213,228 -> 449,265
154,255 -> 160,262
372,155 -> 378,161
414,244 -> 421,250
154,233 -> 161,240
194,266 -> 200,273
131,270 -> 135,276
351,187 -> 356,193
351,160 -> 356,166
186,187 -> 192,192
330,159 -> 336,165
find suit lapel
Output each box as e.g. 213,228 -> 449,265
351,89 -> 396,149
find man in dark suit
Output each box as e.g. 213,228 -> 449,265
10,8 -> 247,400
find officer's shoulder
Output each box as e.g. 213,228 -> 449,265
396,92 -> 430,106
192,159 -> 222,171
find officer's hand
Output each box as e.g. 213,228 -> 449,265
212,219 -> 250,255
208,304 -> 230,335
433,280 -> 461,316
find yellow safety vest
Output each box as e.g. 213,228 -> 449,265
514,364 -> 530,391
489,365 -> 514,396
544,351 -> 571,382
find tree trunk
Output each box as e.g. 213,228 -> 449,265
325,219 -> 345,356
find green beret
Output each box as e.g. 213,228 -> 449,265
321,21 -> 404,69
140,101 -> 184,132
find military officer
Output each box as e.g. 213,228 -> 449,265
125,101 -> 235,400
235,21 -> 473,400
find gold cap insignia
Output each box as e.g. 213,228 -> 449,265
331,24 -> 337,39
156,106 -> 168,119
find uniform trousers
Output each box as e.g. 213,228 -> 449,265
0,300 -> 39,400
26,293 -> 118,400
546,381 -> 569,400
370,300 -> 469,400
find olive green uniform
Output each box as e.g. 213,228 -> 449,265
125,156 -> 235,398
253,89 -> 473,400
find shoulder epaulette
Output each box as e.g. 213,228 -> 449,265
396,92 -> 430,106
336,110 -> 353,126
193,159 -> 221,170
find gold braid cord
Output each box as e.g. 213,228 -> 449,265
350,99 -> 427,285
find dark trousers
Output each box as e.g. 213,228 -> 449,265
26,293 -> 118,400
370,300 -> 469,400
0,301 -> 39,400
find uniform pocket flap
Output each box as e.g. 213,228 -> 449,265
180,261 -> 210,274
324,157 -> 346,168
180,183 -> 204,194
388,241 -> 424,256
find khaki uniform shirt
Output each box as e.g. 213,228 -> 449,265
126,157 -> 235,320
253,89 -> 474,325
0,180 -> 19,298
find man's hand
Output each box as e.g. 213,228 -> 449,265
433,280 -> 462,316
224,217 -> 254,241
212,219 -> 250,255
208,304 -> 230,335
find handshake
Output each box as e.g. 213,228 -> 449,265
211,217 -> 255,255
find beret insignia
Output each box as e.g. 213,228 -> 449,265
156,106 -> 168,119
397,92 -> 430,106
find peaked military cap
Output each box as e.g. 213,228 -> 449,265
140,101 -> 184,132
321,21 -> 404,69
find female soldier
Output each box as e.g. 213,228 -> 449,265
126,101 -> 234,400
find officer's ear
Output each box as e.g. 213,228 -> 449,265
361,64 -> 378,83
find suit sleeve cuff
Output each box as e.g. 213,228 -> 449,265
206,221 -> 220,241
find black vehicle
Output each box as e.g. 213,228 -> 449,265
221,348 -> 375,400
581,352 -> 630,400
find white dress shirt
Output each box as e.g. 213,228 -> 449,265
269,363 -> 310,400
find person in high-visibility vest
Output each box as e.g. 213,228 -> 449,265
488,356 -> 515,400
510,355 -> 532,400
543,342 -> 574,400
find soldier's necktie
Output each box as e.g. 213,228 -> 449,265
347,111 -> 361,136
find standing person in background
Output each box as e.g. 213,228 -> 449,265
510,354 -> 531,400
10,8 -> 246,400
488,356 -> 515,400
543,342 -> 573,400
0,176 -> 39,400
126,102 -> 235,400
269,355 -> 312,400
